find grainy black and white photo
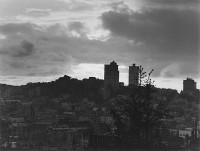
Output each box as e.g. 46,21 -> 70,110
0,0 -> 199,151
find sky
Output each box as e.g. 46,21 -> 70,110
0,0 -> 199,92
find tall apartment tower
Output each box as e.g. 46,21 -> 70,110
129,63 -> 139,86
183,78 -> 196,92
104,61 -> 119,90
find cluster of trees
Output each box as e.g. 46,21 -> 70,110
110,67 -> 170,149
1,75 -> 104,103
38,75 -> 103,100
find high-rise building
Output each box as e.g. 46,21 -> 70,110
104,61 -> 119,90
183,78 -> 196,92
129,63 -> 139,86
182,78 -> 199,102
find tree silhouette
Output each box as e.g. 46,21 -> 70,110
110,67 -> 169,148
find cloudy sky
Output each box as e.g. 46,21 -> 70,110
0,0 -> 199,91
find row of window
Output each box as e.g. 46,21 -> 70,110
179,133 -> 190,137
12,128 -> 45,133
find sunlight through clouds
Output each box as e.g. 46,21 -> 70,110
0,0 -> 199,91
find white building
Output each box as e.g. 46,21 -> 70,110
179,128 -> 192,138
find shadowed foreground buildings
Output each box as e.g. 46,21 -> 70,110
8,123 -> 47,148
0,63 -> 200,150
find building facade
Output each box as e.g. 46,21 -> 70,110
183,78 -> 196,92
9,123 -> 48,148
182,78 -> 199,102
129,64 -> 139,86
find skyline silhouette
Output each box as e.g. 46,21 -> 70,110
0,0 -> 199,92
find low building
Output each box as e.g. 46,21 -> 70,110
47,122 -> 91,148
9,116 -> 25,123
100,115 -> 113,124
8,123 -> 48,148
5,100 -> 21,103
169,129 -> 178,136
179,128 -> 192,138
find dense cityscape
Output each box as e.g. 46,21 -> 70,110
0,61 -> 199,151
0,0 -> 199,150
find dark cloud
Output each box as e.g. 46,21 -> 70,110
9,61 -> 28,69
0,12 -> 199,81
68,21 -> 87,37
0,23 -> 74,77
0,22 -> 42,38
68,21 -> 84,31
0,23 -> 135,78
101,3 -> 200,78
14,40 -> 35,57
144,0 -> 199,10
101,9 -> 199,54
179,61 -> 200,77
0,40 -> 35,57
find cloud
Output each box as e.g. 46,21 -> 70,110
25,8 -> 51,17
0,22 -> 43,39
0,23 -> 75,78
0,20 -> 198,81
101,2 -> 200,78
0,22 -> 137,80
13,40 -> 35,57
101,9 -> 199,54
0,0 -> 199,91
144,0 -> 199,11
0,0 -> 68,17
60,0 -> 95,12
0,40 -> 35,58
0,0 -> 199,87
69,63 -> 104,79
109,1 -> 132,13
9,61 -> 28,69
68,21 -> 88,37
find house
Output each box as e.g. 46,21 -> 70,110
179,128 -> 192,138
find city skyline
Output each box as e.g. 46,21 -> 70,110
0,0 -> 199,92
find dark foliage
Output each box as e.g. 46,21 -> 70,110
110,67 -> 170,148
0,75 -> 104,103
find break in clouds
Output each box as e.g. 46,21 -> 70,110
0,0 -> 199,85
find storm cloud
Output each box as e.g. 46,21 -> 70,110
101,8 -> 199,54
101,2 -> 200,78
